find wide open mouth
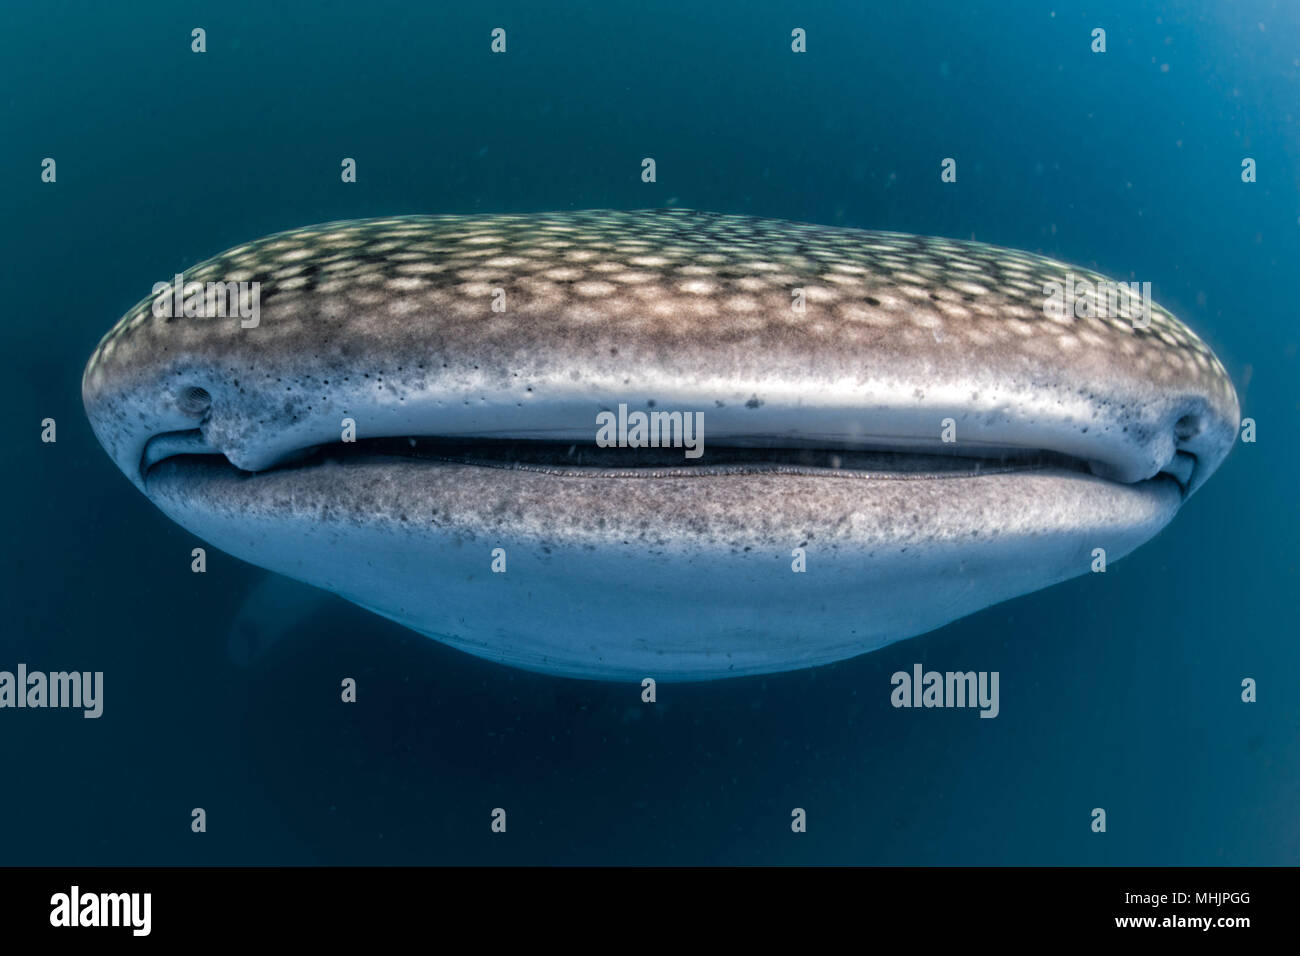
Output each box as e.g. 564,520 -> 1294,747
141,429 -> 1194,492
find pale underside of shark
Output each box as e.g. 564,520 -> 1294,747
82,210 -> 1239,680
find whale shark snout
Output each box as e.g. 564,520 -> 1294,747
82,210 -> 1239,679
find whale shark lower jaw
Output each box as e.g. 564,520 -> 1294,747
83,210 -> 1239,680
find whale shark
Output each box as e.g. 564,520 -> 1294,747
82,210 -> 1239,680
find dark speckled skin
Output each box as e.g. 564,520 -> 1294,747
82,211 -> 1240,678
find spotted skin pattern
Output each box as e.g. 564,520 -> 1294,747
86,209 -> 1229,394
83,209 -> 1237,493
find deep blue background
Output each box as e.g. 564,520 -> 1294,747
1,0 -> 1295,863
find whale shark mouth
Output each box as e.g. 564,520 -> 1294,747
142,427 -> 1193,491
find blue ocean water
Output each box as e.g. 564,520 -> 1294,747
1,0 -> 1296,864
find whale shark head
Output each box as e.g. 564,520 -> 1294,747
82,210 -> 1239,680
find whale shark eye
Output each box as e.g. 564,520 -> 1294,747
177,386 -> 212,417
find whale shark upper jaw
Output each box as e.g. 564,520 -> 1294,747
82,210 -> 1240,680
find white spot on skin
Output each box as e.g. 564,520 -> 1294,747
823,273 -> 865,288
804,286 -> 840,304
395,262 -> 444,275
678,279 -> 718,295
542,267 -> 586,281
892,271 -> 929,285
724,296 -> 760,313
386,298 -> 421,316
